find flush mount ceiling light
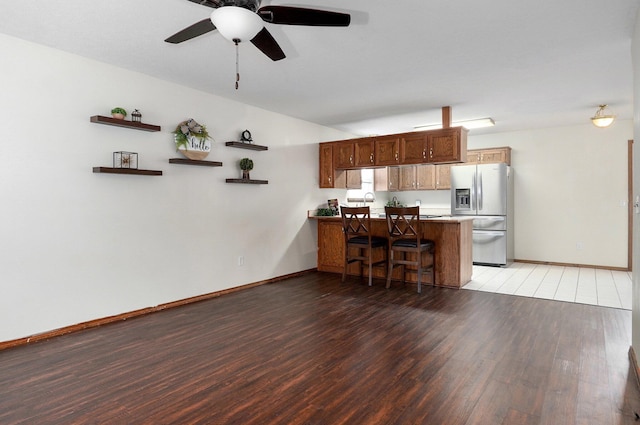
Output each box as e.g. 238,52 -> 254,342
414,118 -> 495,132
210,6 -> 264,43
591,104 -> 616,128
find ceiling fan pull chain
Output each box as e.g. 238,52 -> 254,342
234,38 -> 240,90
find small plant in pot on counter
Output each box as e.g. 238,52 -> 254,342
239,158 -> 254,180
111,107 -> 127,119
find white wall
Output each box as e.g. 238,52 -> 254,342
0,34 -> 353,342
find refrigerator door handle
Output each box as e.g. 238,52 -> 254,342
478,171 -> 483,211
471,172 -> 477,211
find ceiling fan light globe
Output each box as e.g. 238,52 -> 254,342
210,6 -> 264,42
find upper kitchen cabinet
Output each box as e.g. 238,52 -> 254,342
319,143 -> 337,188
374,135 -> 401,166
466,147 -> 511,165
333,141 -> 355,169
400,131 -> 429,164
354,138 -> 376,167
374,166 -> 399,191
427,127 -> 468,163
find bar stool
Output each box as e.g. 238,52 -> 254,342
384,206 -> 435,293
340,206 -> 388,286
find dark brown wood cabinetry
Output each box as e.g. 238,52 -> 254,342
319,127 -> 469,190
374,135 -> 401,166
354,138 -> 375,167
428,127 -> 467,163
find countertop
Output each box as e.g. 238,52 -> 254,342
308,212 -> 474,223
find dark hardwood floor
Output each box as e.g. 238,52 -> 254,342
1,272 -> 639,424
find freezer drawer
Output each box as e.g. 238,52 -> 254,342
473,230 -> 507,266
473,216 -> 506,231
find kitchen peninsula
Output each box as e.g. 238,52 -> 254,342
312,215 -> 473,288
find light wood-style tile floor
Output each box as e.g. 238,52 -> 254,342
463,262 -> 632,310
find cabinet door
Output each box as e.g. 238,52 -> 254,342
334,142 -> 355,169
345,170 -> 362,189
317,221 -> 345,271
400,132 -> 428,164
427,127 -> 467,163
480,147 -> 511,165
374,135 -> 400,166
435,164 -> 451,190
387,166 -> 400,191
354,138 -> 375,167
466,149 -> 481,164
416,164 -> 436,190
399,166 -> 416,191
319,143 -> 335,188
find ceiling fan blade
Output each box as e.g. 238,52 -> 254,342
257,6 -> 350,27
250,27 -> 286,61
165,18 -> 216,44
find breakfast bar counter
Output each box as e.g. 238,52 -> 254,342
310,215 -> 473,288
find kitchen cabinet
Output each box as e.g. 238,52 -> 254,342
319,143 -> 339,188
400,132 -> 429,164
374,135 -> 401,166
399,164 -> 436,191
466,147 -> 511,165
334,141 -> 355,169
435,164 -> 452,190
354,138 -> 376,167
317,220 -> 345,271
427,127 -> 468,163
319,143 -> 361,188
374,166 -> 399,191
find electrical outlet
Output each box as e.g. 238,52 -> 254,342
238,256 -> 244,266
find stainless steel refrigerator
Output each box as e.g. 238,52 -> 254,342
451,163 -> 514,266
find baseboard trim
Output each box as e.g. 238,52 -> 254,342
629,346 -> 640,391
0,268 -> 317,352
514,259 -> 630,272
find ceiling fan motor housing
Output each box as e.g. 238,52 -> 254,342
186,0 -> 261,11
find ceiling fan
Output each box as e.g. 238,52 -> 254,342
165,0 -> 351,61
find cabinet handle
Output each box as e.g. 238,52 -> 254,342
429,148 -> 433,159
395,152 -> 398,161
349,155 -> 353,164
370,153 -> 374,163
328,176 -> 332,183
423,149 -> 426,159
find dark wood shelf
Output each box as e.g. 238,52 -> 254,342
225,178 -> 269,185
90,115 -> 161,132
93,167 -> 162,176
225,141 -> 268,151
169,158 -> 223,167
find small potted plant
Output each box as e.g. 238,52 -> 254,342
111,107 -> 127,120
239,158 -> 254,180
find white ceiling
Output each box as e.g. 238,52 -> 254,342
2,0 -> 638,136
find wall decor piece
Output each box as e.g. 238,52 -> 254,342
173,118 -> 212,160
240,129 -> 252,143
131,109 -> 142,123
239,157 -> 253,180
111,107 -> 127,120
113,151 -> 138,169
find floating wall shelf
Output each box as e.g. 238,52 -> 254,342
169,158 -> 223,167
225,141 -> 268,151
225,178 -> 268,185
93,167 -> 162,176
90,115 -> 161,132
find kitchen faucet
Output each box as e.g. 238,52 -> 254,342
363,192 -> 375,206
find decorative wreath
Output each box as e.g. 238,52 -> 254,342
173,119 -> 212,150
